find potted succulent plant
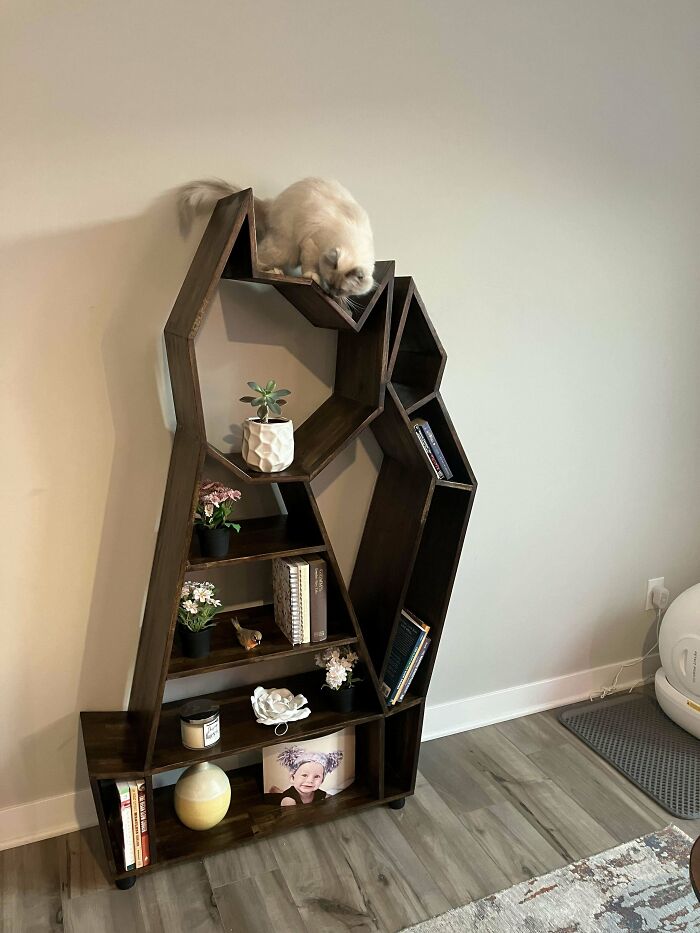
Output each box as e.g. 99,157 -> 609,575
178,581 -> 222,658
315,646 -> 363,713
194,480 -> 242,559
240,380 -> 293,473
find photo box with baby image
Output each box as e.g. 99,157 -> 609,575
262,727 -> 355,807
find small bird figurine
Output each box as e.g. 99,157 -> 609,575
232,618 -> 262,650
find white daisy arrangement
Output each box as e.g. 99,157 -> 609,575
194,480 -> 242,531
314,646 -> 362,691
178,581 -> 222,632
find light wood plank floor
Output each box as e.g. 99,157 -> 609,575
2,703 -> 698,933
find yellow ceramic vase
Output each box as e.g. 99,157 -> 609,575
174,761 -> 231,831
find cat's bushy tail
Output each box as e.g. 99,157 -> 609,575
177,178 -> 268,233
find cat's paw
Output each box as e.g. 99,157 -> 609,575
303,271 -> 322,285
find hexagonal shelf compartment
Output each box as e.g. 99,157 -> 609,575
81,188 -> 477,887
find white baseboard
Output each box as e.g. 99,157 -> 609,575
0,787 -> 96,852
0,655 -> 659,851
422,655 -> 660,742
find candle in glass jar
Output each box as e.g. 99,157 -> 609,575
180,700 -> 221,750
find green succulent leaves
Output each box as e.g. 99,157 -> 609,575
240,380 -> 291,423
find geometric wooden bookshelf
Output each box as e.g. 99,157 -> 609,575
80,188 -> 477,887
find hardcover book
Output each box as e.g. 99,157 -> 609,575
115,780 -> 135,872
396,636 -> 431,703
412,418 -> 453,480
308,557 -> 328,642
413,423 -> 445,479
286,557 -> 310,643
129,781 -> 142,868
136,778 -> 150,867
271,557 -> 302,645
381,611 -> 430,705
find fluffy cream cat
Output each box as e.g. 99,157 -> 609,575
180,177 -> 375,308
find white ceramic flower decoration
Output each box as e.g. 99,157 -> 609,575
251,686 -> 310,735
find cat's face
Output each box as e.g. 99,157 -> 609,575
319,248 -> 375,300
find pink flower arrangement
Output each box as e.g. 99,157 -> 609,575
194,480 -> 242,531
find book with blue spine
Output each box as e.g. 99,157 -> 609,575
396,636 -> 431,703
381,611 -> 430,705
412,418 -> 453,480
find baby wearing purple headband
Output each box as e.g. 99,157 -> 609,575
268,745 -> 344,806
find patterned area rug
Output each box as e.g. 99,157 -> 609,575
402,826 -> 699,932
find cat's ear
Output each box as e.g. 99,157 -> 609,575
325,247 -> 340,269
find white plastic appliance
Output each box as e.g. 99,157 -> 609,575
656,581 -> 700,740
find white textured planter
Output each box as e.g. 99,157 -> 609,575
242,418 -> 294,473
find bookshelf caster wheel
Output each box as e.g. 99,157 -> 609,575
116,877 -> 137,890
388,797 -> 406,810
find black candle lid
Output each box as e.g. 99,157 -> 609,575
180,699 -> 220,722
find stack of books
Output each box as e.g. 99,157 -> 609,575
272,556 -> 327,645
381,609 -> 431,705
113,779 -> 150,871
411,418 -> 453,480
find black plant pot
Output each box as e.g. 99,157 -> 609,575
326,685 -> 356,714
196,525 -> 230,559
179,626 -> 212,659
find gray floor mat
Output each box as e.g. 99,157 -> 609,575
559,692 -> 700,819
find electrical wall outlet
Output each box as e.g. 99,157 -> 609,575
645,577 -> 665,611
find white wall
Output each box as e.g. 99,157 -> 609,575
2,0 -> 700,845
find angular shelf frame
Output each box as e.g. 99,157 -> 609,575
81,189 -> 477,886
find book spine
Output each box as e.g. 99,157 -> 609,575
115,781 -> 135,871
396,637 -> 431,703
129,782 -> 142,869
137,779 -> 150,867
381,616 -> 426,702
388,632 -> 428,705
402,607 -> 429,630
271,558 -> 289,643
288,559 -> 302,645
299,559 -> 310,643
413,425 -> 444,479
272,558 -> 301,646
291,562 -> 302,645
417,422 -> 453,480
308,558 -> 327,642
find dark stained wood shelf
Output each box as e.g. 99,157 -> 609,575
388,278 -> 446,414
186,515 -> 325,569
223,271 -> 357,331
223,259 -> 394,333
152,765 -> 382,868
167,605 -> 357,680
397,484 -> 476,701
384,703 -> 424,798
80,712 -> 145,779
207,445 -> 312,484
208,395 -> 379,483
293,396 -> 377,476
408,395 -> 477,488
392,383 -> 437,414
382,694 -> 424,716
436,478 -> 475,491
151,672 -> 382,773
81,187 -> 476,887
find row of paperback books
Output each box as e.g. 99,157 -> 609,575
112,779 -> 150,871
381,609 -> 431,705
411,417 -> 453,480
272,556 -> 327,646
